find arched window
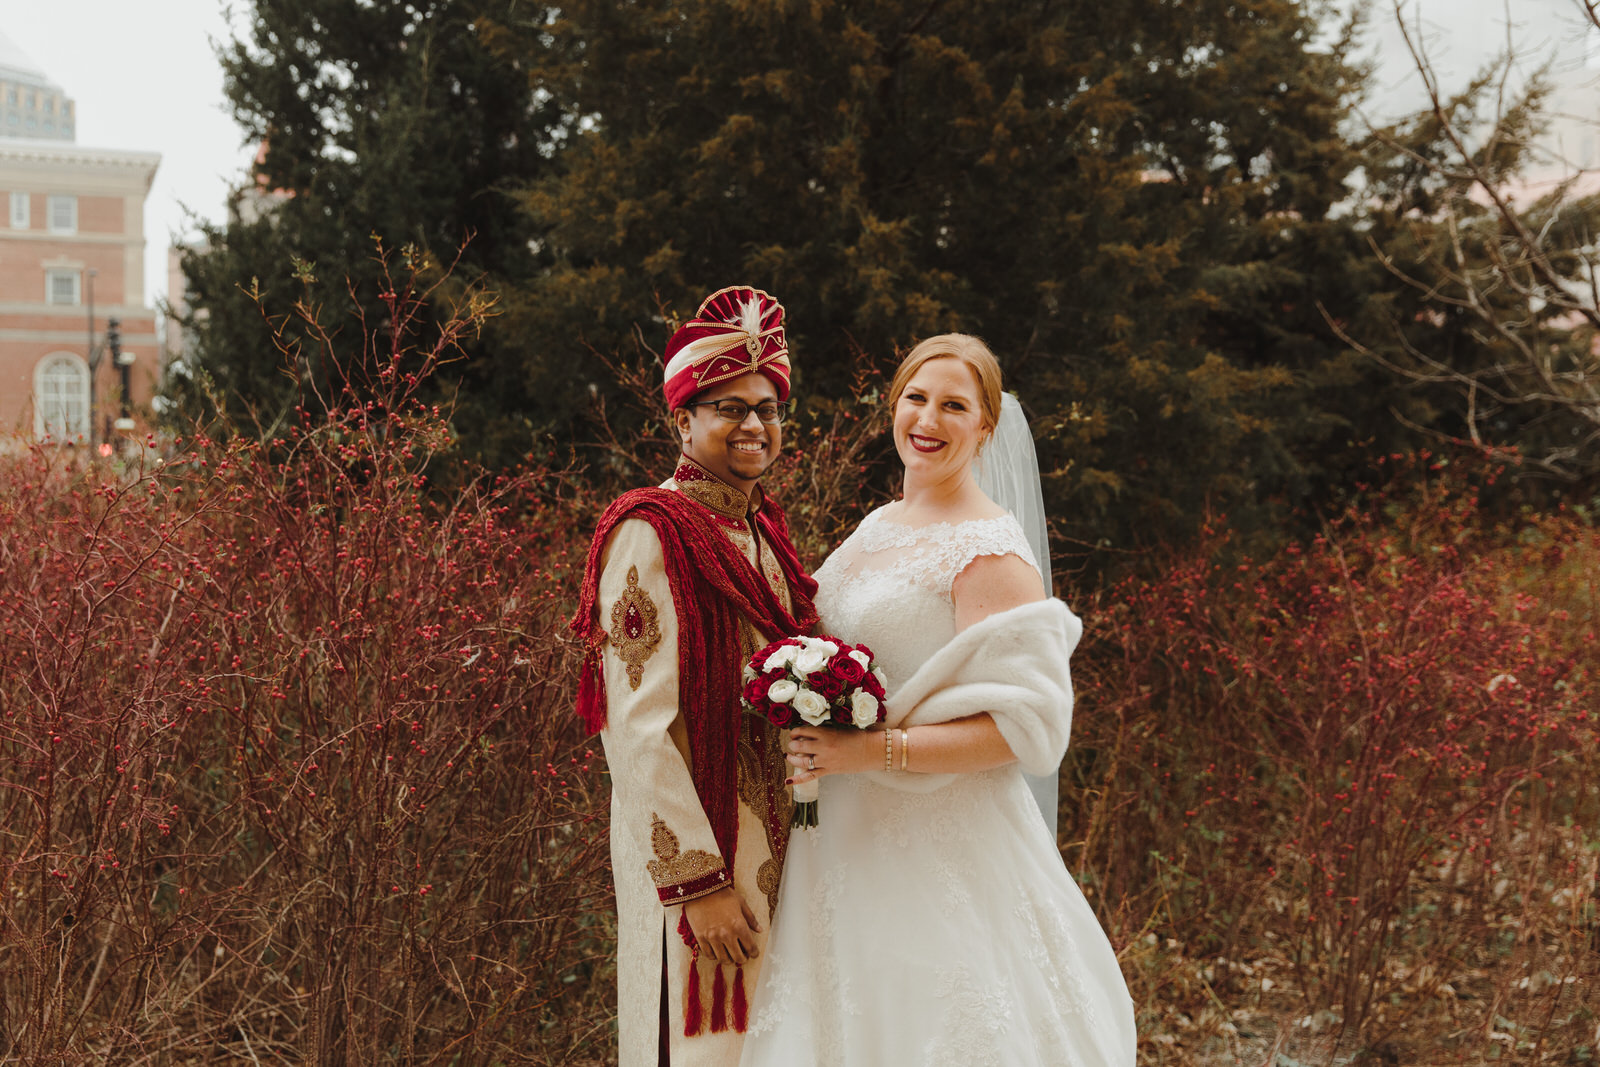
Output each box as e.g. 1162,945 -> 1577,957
34,352 -> 90,442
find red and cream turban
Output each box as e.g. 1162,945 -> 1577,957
663,286 -> 791,410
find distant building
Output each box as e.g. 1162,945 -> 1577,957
0,32 -> 159,446
164,139 -> 286,383
0,34 -> 73,143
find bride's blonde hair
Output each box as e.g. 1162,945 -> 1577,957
889,333 -> 1004,431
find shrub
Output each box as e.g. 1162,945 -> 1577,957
8,240 -> 1595,1063
1069,453 -> 1600,1055
0,251 -> 613,1063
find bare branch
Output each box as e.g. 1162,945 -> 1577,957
1349,2 -> 1600,479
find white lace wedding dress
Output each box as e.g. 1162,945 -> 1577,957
739,507 -> 1137,1066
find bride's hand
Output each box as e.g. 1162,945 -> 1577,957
785,726 -> 886,783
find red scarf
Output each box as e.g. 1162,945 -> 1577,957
570,485 -> 818,872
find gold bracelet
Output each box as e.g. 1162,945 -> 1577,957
884,727 -> 894,772
901,728 -> 910,772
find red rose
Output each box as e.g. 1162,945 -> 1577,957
767,702 -> 795,728
863,672 -> 886,700
742,676 -> 769,708
830,651 -> 867,684
811,671 -> 846,700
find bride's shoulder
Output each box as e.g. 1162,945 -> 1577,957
938,509 -> 1039,574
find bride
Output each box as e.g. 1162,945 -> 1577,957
739,334 -> 1137,1066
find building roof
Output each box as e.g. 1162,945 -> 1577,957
0,31 -> 54,89
0,139 -> 160,192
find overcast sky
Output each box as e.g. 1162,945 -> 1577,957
2,0 -> 1589,310
1353,0 -> 1593,115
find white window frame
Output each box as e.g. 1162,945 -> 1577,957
47,195 -> 77,234
10,191 -> 28,229
46,268 -> 80,306
34,352 -> 91,442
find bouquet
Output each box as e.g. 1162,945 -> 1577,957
741,635 -> 888,828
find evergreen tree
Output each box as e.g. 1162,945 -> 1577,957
175,0 -> 560,456
182,0 -> 1549,563
500,0 -> 1403,563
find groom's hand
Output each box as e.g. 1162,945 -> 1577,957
683,887 -> 762,965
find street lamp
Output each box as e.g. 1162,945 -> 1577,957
85,268 -> 99,446
109,317 -> 135,435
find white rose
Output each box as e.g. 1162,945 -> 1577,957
792,688 -> 830,725
872,667 -> 889,691
794,646 -> 832,676
767,679 -> 799,703
850,690 -> 880,728
763,644 -> 799,672
742,664 -> 757,683
848,649 -> 871,669
816,639 -> 840,656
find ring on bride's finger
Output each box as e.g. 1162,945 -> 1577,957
807,755 -> 816,771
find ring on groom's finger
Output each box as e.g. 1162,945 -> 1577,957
807,755 -> 816,771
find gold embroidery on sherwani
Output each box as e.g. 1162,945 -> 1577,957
757,858 -> 781,915
736,717 -> 794,917
759,541 -> 790,613
646,813 -> 724,888
608,565 -> 661,690
672,458 -> 755,520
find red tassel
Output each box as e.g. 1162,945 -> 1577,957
710,962 -> 728,1032
684,957 -> 704,1037
574,657 -> 608,733
732,964 -> 749,1033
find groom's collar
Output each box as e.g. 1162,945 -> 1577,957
672,456 -> 764,521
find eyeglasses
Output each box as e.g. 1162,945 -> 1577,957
685,399 -> 790,424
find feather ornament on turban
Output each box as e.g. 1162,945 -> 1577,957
663,287 -> 791,410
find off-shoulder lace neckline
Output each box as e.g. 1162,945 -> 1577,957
864,505 -> 1014,534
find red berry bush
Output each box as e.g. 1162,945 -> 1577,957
1069,457 -> 1600,1056
3,244 -> 1595,1062
0,253 -> 612,1063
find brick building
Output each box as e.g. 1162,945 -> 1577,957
0,34 -> 159,446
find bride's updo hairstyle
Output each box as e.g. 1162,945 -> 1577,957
889,333 -> 1004,432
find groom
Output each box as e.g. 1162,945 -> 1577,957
572,286 -> 819,1065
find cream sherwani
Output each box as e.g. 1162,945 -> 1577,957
597,459 -> 797,1066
